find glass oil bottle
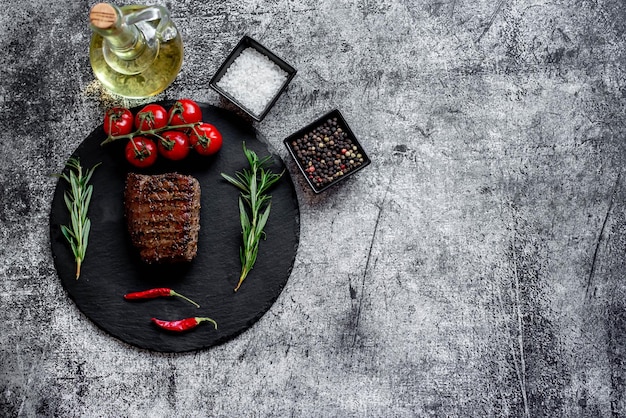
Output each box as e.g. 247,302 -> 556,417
89,3 -> 183,98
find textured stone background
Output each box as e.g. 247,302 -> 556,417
2,0 -> 626,416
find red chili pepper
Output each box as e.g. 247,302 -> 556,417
123,288 -> 200,308
151,317 -> 218,332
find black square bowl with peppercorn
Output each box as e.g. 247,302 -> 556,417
284,109 -> 371,193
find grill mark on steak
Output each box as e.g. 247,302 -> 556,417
124,172 -> 201,264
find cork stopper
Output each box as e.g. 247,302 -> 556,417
90,3 -> 118,29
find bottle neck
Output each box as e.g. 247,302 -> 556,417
90,4 -> 146,60
90,3 -> 158,75
99,27 -> 146,57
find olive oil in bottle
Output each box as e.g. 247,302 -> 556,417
88,3 -> 183,98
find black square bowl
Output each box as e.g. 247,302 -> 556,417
283,109 -> 371,193
209,35 -> 297,122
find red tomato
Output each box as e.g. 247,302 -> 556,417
189,123 -> 223,156
158,130 -> 190,160
104,107 -> 134,136
168,99 -> 203,126
135,104 -> 168,131
125,136 -> 158,168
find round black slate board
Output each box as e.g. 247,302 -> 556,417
49,102 -> 300,352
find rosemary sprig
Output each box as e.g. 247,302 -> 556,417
221,143 -> 283,292
56,157 -> 101,279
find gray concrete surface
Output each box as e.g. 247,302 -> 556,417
2,0 -> 626,416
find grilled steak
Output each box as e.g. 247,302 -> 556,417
124,172 -> 201,264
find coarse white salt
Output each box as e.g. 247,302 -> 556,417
217,47 -> 289,117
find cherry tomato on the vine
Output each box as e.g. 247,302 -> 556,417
104,107 -> 134,136
125,136 -> 158,168
158,130 -> 190,161
135,104 -> 168,131
168,99 -> 203,126
189,123 -> 223,156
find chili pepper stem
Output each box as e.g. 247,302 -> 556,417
170,290 -> 200,308
197,317 -> 218,330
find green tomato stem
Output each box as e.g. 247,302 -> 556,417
100,121 -> 201,146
